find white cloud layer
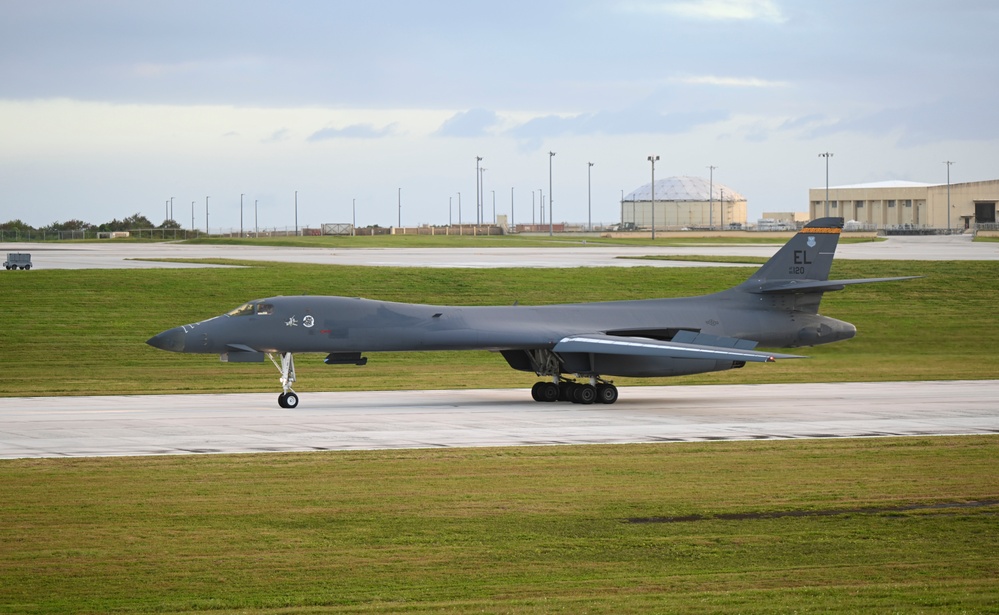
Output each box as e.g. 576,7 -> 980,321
0,1 -> 996,228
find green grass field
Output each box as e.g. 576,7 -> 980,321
1,258 -> 997,396
1,437 -> 997,613
1,256 -> 997,613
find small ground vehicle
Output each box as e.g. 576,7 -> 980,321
4,253 -> 31,270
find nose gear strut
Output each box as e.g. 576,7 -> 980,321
268,352 -> 299,408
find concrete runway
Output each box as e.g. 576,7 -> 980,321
1,381 -> 996,459
2,234 -> 996,270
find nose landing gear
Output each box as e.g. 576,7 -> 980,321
268,352 -> 299,408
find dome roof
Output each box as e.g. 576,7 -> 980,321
624,175 -> 745,202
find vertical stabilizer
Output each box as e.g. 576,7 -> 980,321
738,217 -> 843,291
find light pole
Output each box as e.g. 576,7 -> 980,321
479,167 -> 487,225
170,196 -> 174,221
205,196 -> 209,234
397,187 -> 401,228
819,152 -> 833,217
587,162 -> 594,232
707,165 -> 717,229
475,156 -> 483,226
648,155 -> 659,240
191,201 -> 195,232
457,192 -> 461,227
240,193 -> 244,238
510,186 -> 514,229
449,196 -> 452,226
352,198 -> 356,235
944,160 -> 955,231
254,199 -> 258,237
720,188 -> 725,229
548,151 -> 555,236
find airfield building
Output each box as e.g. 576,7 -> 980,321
621,176 -> 747,230
808,179 -> 999,231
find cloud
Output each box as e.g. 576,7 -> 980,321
307,123 -> 397,141
262,128 -> 291,143
434,108 -> 501,137
507,108 -> 729,141
622,0 -> 786,23
674,75 -> 789,88
802,97 -> 999,147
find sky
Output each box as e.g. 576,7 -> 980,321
2,0 -> 997,230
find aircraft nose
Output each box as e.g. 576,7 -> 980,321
146,327 -> 187,352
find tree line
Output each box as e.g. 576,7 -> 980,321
1,214 -> 182,233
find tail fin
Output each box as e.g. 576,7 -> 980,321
734,217 -> 919,313
739,217 -> 844,290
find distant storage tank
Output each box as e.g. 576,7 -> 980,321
621,176 -> 747,230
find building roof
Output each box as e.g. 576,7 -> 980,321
624,175 -> 745,202
820,180 -> 939,190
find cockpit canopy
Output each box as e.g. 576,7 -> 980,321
226,302 -> 275,317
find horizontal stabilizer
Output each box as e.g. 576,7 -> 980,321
554,334 -> 804,363
755,276 -> 921,294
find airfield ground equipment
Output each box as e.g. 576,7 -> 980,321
3,253 -> 31,270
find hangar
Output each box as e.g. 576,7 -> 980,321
621,176 -> 747,230
808,179 -> 999,231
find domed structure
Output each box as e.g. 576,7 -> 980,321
621,175 -> 748,230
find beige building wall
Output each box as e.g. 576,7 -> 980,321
622,199 -> 748,229
808,180 -> 999,229
762,211 -> 810,224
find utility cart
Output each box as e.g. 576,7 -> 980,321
4,253 -> 32,270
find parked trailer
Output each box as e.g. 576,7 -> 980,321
4,253 -> 32,270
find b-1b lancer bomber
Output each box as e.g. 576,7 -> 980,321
148,218 -> 915,408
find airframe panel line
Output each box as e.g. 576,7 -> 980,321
0,380 -> 996,459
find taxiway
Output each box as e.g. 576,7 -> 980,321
1,381 -> 996,459
1,234 -> 995,270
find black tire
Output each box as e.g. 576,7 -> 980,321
531,382 -> 545,402
540,382 -> 560,402
284,392 -> 299,408
278,393 -> 288,408
578,385 -> 597,405
597,384 -> 618,404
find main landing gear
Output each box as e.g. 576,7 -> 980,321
531,377 -> 618,405
268,352 -> 299,408
524,348 -> 618,405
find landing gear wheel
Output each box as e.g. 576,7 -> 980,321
577,384 -> 597,405
597,384 -> 618,404
278,392 -> 300,408
531,382 -> 545,402
540,382 -> 559,402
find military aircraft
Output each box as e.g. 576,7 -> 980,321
147,217 -> 915,408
